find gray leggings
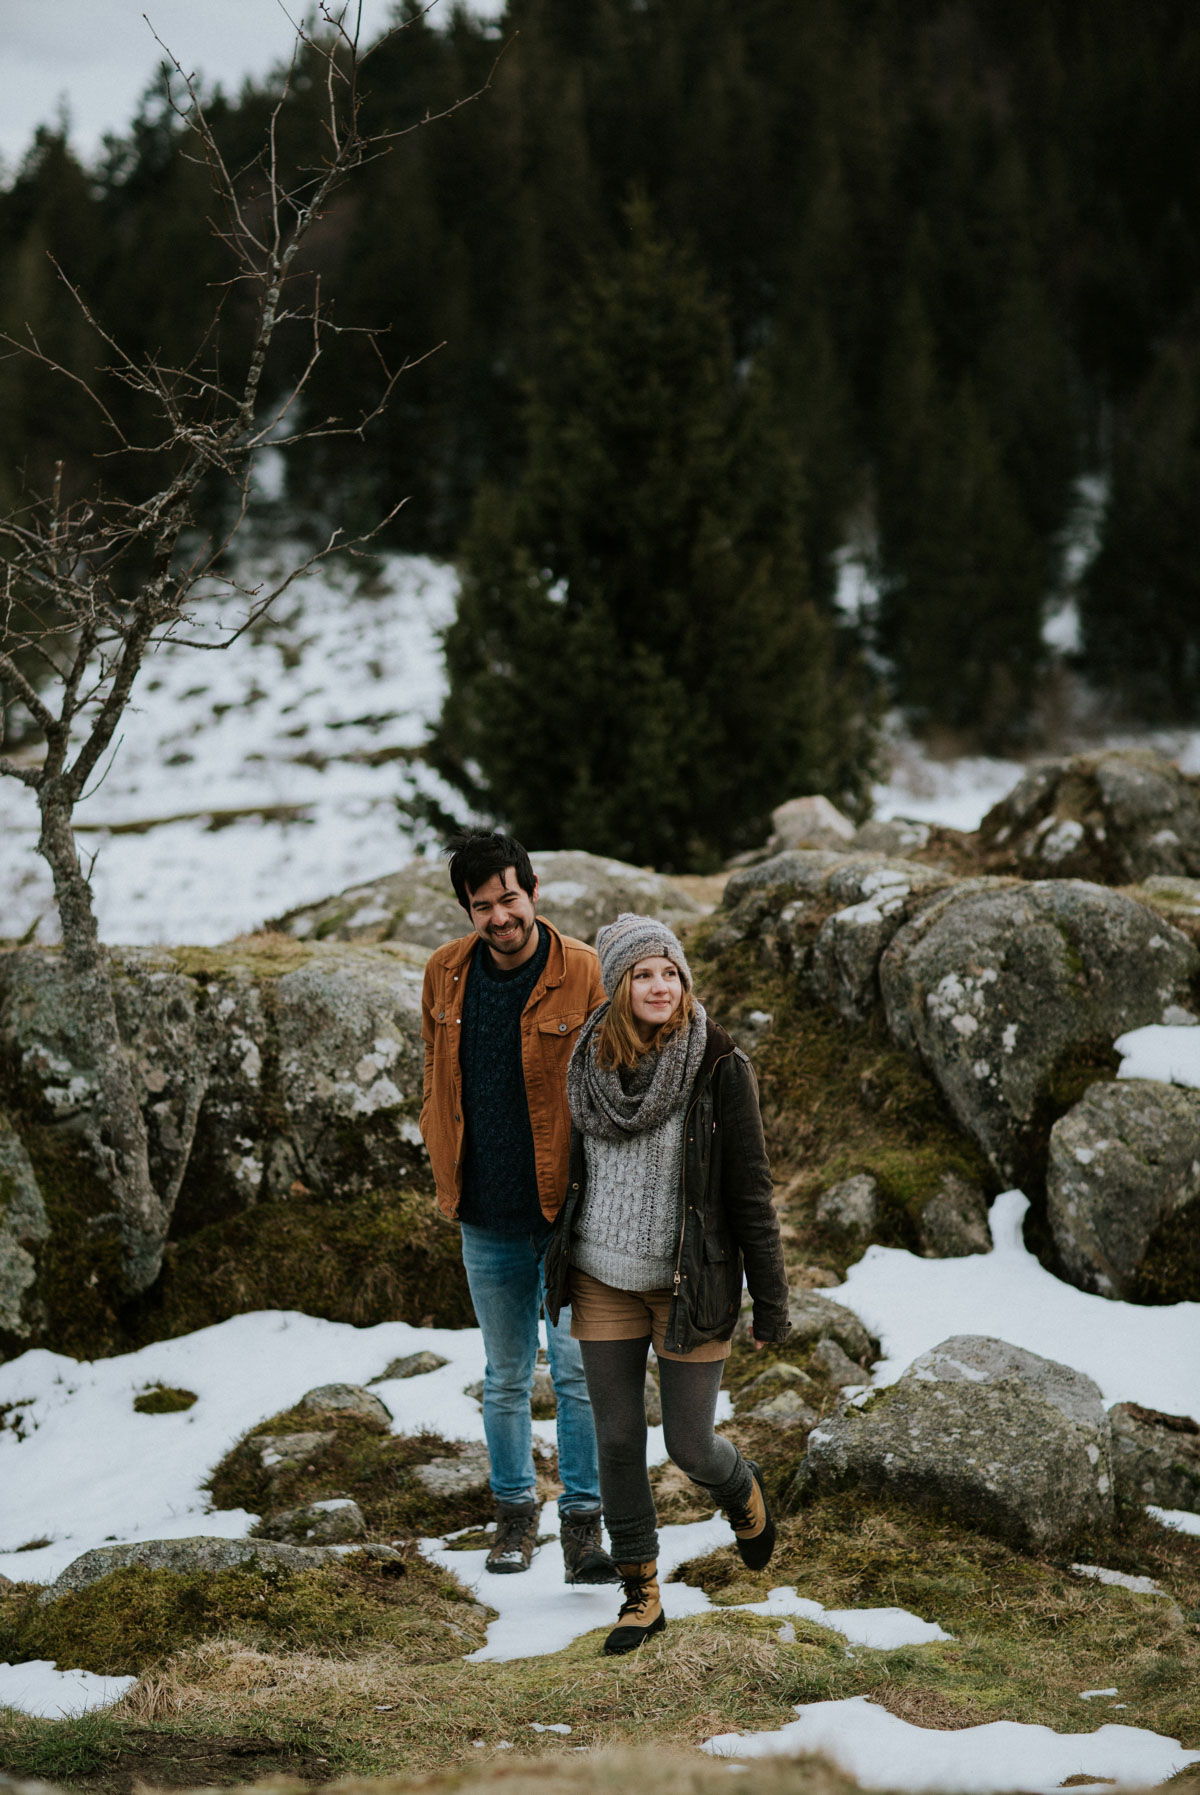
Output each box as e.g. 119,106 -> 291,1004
579,1336 -> 752,1563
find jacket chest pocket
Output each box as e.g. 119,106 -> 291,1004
537,1009 -> 584,1046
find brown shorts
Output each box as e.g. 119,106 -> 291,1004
567,1266 -> 730,1363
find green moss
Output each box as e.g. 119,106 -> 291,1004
132,1186 -> 470,1348
0,1552 -> 488,1678
133,1385 -> 197,1414
206,1409 -> 494,1539
166,938 -> 316,980
313,910 -> 351,940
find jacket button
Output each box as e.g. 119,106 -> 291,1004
455,1113 -> 461,1122
571,1182 -> 579,1189
559,1022 -> 567,1032
438,1011 -> 445,1020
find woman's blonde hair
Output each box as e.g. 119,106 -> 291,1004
594,966 -> 697,1071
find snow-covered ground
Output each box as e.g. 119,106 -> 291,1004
0,550 -> 464,947
6,544 -> 1200,948
2,1189 -> 1198,1786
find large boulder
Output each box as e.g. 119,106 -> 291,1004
795,1336 -> 1115,1549
41,1535 -> 402,1600
269,850 -> 703,949
713,850 -> 949,1018
978,749 -> 1200,884
0,939 -> 433,1352
880,879 -> 1199,1186
1109,1403 -> 1200,1514
769,795 -> 857,851
1046,1078 -> 1200,1300
0,1109 -> 49,1341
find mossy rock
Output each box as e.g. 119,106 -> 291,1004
207,1406 -> 495,1540
0,1551 -> 488,1677
0,940 -> 436,1359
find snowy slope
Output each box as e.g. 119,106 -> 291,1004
4,544 -> 1200,946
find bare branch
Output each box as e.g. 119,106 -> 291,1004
0,756 -> 40,789
0,648 -> 57,733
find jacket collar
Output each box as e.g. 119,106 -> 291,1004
442,915 -> 569,988
698,1012 -> 738,1081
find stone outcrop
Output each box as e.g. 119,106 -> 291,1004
270,850 -> 703,949
781,1290 -> 876,1367
815,1174 -> 879,1247
1047,1080 -> 1200,1300
978,749 -> 1200,885
253,1497 -> 368,1545
300,1384 -> 393,1428
712,850 -> 950,1021
375,1351 -> 448,1380
0,1109 -> 49,1341
411,1442 -> 491,1499
795,1336 -> 1115,1549
1109,1403 -> 1200,1513
769,795 -> 857,852
0,939 -> 434,1348
41,1535 -> 403,1600
917,1173 -> 992,1258
256,1431 -> 336,1473
880,879 -> 1198,1186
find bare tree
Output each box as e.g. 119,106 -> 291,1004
0,4 -> 489,1294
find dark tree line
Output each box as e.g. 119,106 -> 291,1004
4,0 -> 1200,853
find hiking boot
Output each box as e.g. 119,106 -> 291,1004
560,1506 -> 620,1585
603,1561 -> 666,1655
725,1458 -> 775,1572
485,1500 -> 539,1573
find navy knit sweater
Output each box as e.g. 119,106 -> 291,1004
456,921 -> 551,1235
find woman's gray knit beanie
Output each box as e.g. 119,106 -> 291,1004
595,912 -> 693,997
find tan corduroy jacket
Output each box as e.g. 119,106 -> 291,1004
419,918 -> 605,1222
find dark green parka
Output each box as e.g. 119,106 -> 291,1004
543,1016 -> 789,1353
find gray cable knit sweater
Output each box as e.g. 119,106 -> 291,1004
572,1105 -> 687,1291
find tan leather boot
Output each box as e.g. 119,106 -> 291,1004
725,1458 -> 776,1571
603,1561 -> 666,1655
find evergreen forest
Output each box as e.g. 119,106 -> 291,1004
3,0 -> 1200,859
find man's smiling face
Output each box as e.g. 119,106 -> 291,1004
466,866 -> 541,967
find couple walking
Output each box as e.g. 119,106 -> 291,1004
419,830 -> 788,1656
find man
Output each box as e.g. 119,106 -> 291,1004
419,828 -> 617,1582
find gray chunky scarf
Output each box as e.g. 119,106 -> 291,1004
567,999 -> 709,1141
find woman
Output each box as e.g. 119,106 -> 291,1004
544,913 -> 789,1656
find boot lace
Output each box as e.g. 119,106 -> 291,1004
618,1570 -> 654,1619
494,1509 -> 534,1554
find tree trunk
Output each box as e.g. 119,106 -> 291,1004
37,779 -> 169,1294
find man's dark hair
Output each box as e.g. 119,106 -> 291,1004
446,829 -> 536,912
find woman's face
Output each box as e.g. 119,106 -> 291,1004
629,955 -> 683,1041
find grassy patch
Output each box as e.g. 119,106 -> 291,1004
676,1493 -> 1200,1747
132,1386 -> 197,1415
0,1551 -> 489,1678
131,1187 -> 472,1348
206,1408 -> 496,1540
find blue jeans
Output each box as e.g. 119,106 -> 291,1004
459,1221 -> 600,1514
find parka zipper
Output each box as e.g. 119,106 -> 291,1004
669,1048 -> 734,1343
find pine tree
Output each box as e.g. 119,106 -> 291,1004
876,282 -> 1046,741
431,202 -> 878,868
1079,336 -> 1200,718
